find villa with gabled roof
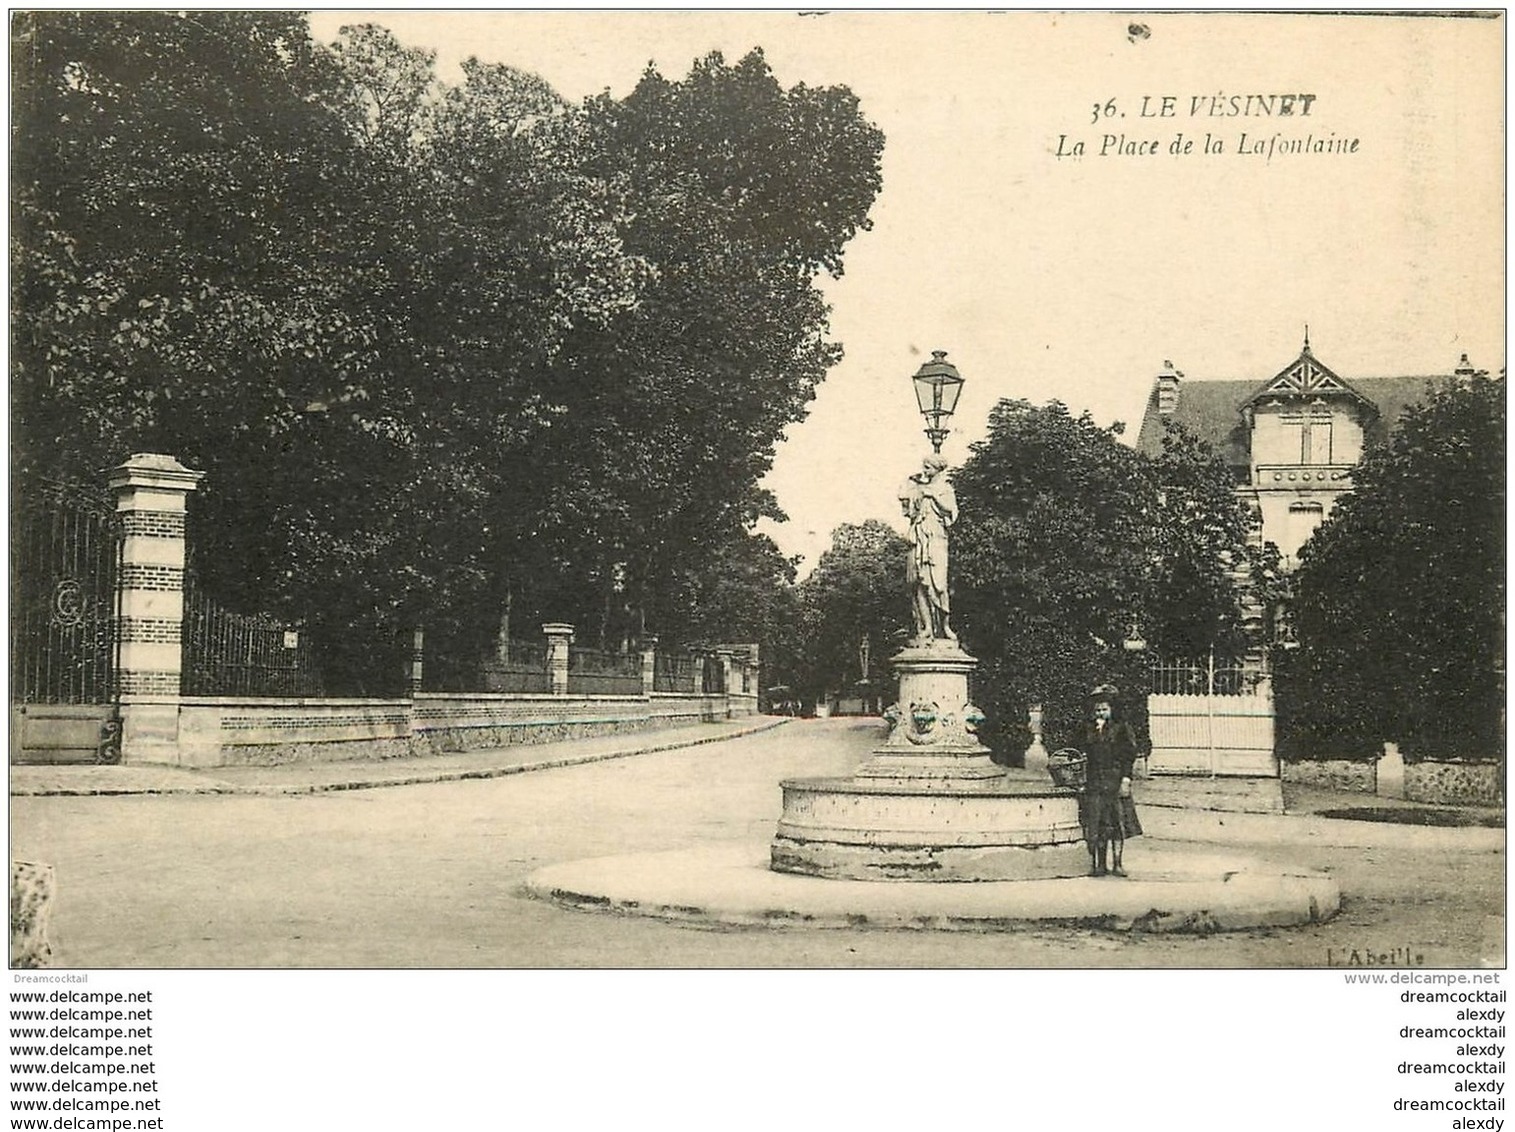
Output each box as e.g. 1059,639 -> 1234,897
1134,335 -> 1472,565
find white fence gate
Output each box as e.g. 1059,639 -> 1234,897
1147,655 -> 1277,777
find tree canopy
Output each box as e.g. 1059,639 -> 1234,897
950,400 -> 1262,755
793,520 -> 912,703
12,14 -> 884,667
1281,374 -> 1505,761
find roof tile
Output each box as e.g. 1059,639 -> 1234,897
1135,371 -> 1452,468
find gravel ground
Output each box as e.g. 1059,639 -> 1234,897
9,718 -> 1504,968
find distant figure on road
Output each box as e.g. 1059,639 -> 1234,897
900,455 -> 957,645
1075,684 -> 1142,877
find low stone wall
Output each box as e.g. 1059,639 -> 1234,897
729,692 -> 760,718
178,698 -> 415,768
1280,758 -> 1377,794
649,692 -> 724,726
165,691 -> 748,767
1405,761 -> 1504,806
416,693 -> 655,753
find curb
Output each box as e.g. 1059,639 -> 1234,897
524,842 -> 1343,934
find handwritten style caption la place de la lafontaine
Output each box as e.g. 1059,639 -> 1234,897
1055,93 -> 1361,163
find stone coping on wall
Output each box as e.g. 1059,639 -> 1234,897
180,696 -> 414,707
417,692 -> 647,703
1280,755 -> 1504,766
178,693 -> 736,706
1280,757 -> 1504,764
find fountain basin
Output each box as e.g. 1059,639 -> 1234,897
771,772 -> 1089,881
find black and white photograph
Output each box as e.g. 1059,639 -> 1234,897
6,6 -> 1507,1124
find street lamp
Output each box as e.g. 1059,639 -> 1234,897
911,350 -> 964,453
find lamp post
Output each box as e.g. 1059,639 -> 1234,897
911,350 -> 964,453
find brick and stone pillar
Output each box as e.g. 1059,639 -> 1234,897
640,636 -> 659,696
715,648 -> 736,718
542,623 -> 574,696
406,628 -> 425,698
108,454 -> 203,764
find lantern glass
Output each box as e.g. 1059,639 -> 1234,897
912,374 -> 937,415
911,351 -> 963,416
935,374 -> 964,416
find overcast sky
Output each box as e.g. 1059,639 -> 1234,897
311,10 -> 1506,572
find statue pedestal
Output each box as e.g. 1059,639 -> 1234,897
853,643 -> 999,780
771,641 -> 1086,882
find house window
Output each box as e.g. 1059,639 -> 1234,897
1289,500 -> 1326,549
1301,407 -> 1333,464
1279,406 -> 1335,464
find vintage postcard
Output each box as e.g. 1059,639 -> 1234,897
8,7 -> 1506,1122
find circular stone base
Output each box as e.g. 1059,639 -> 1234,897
772,772 -> 1085,881
524,842 -> 1341,934
771,836 -> 1090,882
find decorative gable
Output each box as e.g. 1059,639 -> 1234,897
1243,340 -> 1375,411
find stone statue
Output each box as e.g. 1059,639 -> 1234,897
900,455 -> 957,645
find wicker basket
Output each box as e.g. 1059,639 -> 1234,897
1048,748 -> 1087,790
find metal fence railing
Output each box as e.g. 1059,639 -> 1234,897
653,652 -> 696,693
701,654 -> 725,695
568,645 -> 642,695
181,573 -> 324,698
1149,655 -> 1257,697
424,635 -> 550,694
478,640 -> 550,694
181,570 -> 408,698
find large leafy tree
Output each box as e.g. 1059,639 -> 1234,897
952,401 -> 1156,754
13,13 -> 421,668
794,521 -> 912,703
11,14 -> 627,637
1283,374 -> 1504,761
12,11 -> 371,479
675,527 -> 801,669
1146,421 -> 1262,657
315,26 -> 646,648
553,50 -> 886,645
12,18 -> 883,680
950,400 -> 1259,757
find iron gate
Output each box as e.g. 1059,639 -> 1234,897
10,482 -> 122,763
1147,654 -> 1277,777
11,482 -> 121,704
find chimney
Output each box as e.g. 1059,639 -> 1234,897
1157,359 -> 1182,416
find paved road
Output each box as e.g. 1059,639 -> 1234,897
9,719 -> 1504,968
